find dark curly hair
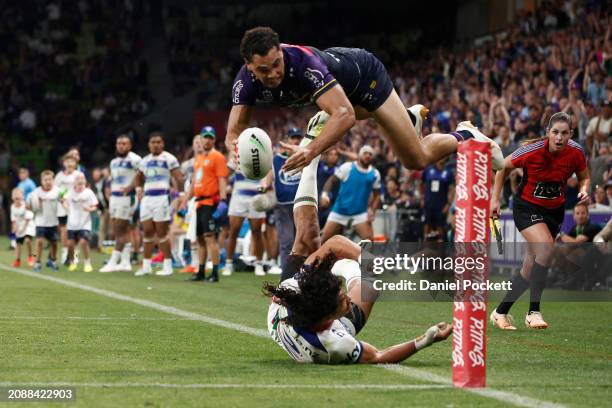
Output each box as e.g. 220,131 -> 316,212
240,26 -> 280,62
263,253 -> 342,329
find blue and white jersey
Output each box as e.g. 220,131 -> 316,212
139,151 -> 179,196
228,160 -> 262,197
332,162 -> 381,216
110,152 -> 142,196
273,153 -> 301,205
267,277 -> 363,364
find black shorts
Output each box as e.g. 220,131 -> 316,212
424,207 -> 446,228
36,226 -> 59,241
343,302 -> 367,335
317,47 -> 394,112
16,235 -> 33,244
513,197 -> 565,237
196,205 -> 217,236
68,229 -> 91,242
58,216 -> 67,226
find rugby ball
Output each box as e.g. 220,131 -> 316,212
237,127 -> 273,180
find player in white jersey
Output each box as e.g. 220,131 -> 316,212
62,173 -> 98,272
264,120 -> 451,364
222,161 -> 269,277
10,188 -> 35,267
127,131 -> 184,276
100,134 -> 142,272
54,154 -> 82,265
27,170 -> 60,272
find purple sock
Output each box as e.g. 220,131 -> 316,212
450,130 -> 473,142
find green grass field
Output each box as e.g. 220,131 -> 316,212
0,240 -> 610,408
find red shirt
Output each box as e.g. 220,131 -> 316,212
510,139 -> 587,209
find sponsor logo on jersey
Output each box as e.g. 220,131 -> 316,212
233,80 -> 244,104
304,68 -> 324,88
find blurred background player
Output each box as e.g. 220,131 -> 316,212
10,188 -> 35,267
317,147 -> 340,228
490,112 -> 590,330
186,127 -> 228,282
226,27 -> 503,176
100,134 -> 142,272
130,131 -> 184,277
54,154 -> 82,265
63,173 -> 98,272
272,127 -> 303,272
28,170 -> 60,272
320,145 -> 381,243
222,157 -> 271,277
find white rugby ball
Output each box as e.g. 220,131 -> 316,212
237,127 -> 273,180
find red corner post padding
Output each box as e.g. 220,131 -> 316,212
452,139 -> 491,388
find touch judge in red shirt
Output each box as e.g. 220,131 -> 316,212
490,112 -> 591,331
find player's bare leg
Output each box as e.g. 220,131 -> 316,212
155,221 -> 174,276
320,220 -> 343,244
353,222 -> 374,242
355,90 -> 503,170
135,220 -> 155,276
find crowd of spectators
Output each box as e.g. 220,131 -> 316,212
0,0 -> 153,176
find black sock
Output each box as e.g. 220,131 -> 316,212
197,264 -> 206,277
211,264 -> 219,279
407,109 -> 417,126
496,274 -> 530,314
529,261 -> 549,312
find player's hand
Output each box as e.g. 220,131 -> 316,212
319,193 -> 330,209
577,191 -> 590,205
229,139 -> 240,169
490,198 -> 501,219
281,143 -> 314,175
367,208 -> 375,222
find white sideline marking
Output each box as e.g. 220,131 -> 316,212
0,316 -> 184,321
0,382 -> 448,391
2,264 -> 566,408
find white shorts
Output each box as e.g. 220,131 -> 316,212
140,195 -> 171,222
109,195 -> 135,221
228,193 -> 265,219
327,211 -> 368,227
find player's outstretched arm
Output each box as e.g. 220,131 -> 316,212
305,235 -> 360,266
283,87 -> 355,172
225,105 -> 253,164
358,322 -> 452,364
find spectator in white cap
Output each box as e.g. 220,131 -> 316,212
319,145 -> 381,243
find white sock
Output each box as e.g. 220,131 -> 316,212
61,247 -> 68,263
163,258 -> 173,271
121,246 -> 131,265
143,258 -> 152,272
191,247 -> 199,268
293,155 -> 321,210
84,259 -> 91,267
110,250 -> 121,265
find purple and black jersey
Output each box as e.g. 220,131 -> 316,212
232,44 -> 394,112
